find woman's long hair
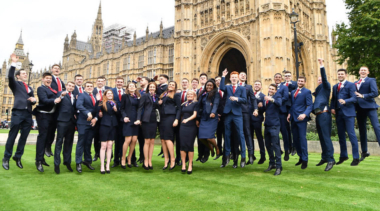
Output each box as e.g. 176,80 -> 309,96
160,81 -> 177,99
102,89 -> 115,112
198,79 -> 217,100
125,82 -> 141,98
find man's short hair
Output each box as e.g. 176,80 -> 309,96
15,69 -> 26,78
74,74 -> 83,80
283,71 -> 291,75
230,71 -> 239,76
199,73 -> 208,79
269,83 -> 278,90
42,72 -> 52,78
85,81 -> 94,86
254,80 -> 262,84
215,76 -> 222,80
67,81 -> 75,86
97,76 -> 106,81
298,76 -> 307,82
192,78 -> 199,83
116,76 -> 124,81
182,78 -> 189,82
141,77 -> 150,82
51,64 -> 60,69
360,66 -> 369,71
239,72 -> 247,75
274,73 -> 282,78
337,69 -> 347,74
160,74 -> 169,80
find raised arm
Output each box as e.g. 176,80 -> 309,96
318,59 -> 331,90
219,68 -> 228,92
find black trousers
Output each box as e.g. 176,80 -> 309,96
175,125 -> 181,161
216,115 -> 225,155
54,121 -> 75,166
76,124 -> 95,164
251,121 -> 266,157
36,112 -> 54,161
93,123 -> 101,156
138,125 -> 144,160
46,112 -> 58,150
3,109 -> 32,160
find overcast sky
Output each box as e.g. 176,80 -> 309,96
0,0 -> 349,71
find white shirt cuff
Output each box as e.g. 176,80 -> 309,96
11,62 -> 17,67
320,65 -> 324,68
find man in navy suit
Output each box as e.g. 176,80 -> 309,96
54,81 -> 77,174
2,53 -> 36,170
263,84 -> 282,176
238,72 -> 258,165
155,74 -> 169,157
331,69 -> 360,166
287,76 -> 313,169
313,59 -> 335,171
215,76 -> 226,160
76,81 -> 99,173
250,80 -> 266,164
281,70 -> 297,156
274,73 -> 290,161
219,69 -> 247,168
72,74 -> 84,96
354,66 -> 380,161
34,72 -> 62,172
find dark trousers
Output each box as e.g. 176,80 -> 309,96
291,120 -> 308,161
216,115 -> 225,155
316,112 -> 335,162
264,125 -> 281,168
138,125 -> 145,160
357,107 -> 380,152
36,112 -> 54,161
242,113 -> 253,155
54,121 -> 75,166
3,109 -> 32,160
175,126 -> 181,161
46,112 -> 58,149
93,124 -> 101,156
251,121 -> 265,157
336,109 -> 359,159
279,113 -> 290,152
224,113 -> 246,158
76,124 -> 95,164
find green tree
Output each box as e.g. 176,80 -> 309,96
333,0 -> 380,86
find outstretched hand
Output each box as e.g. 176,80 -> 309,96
10,53 -> 18,63
222,68 -> 228,77
318,58 -> 324,66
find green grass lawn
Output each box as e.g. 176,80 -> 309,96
0,145 -> 379,210
0,129 -> 39,134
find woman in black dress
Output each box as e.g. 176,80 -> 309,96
135,82 -> 158,170
120,82 -> 141,168
158,81 -> 181,170
179,90 -> 198,174
197,79 -> 220,157
98,90 -> 118,174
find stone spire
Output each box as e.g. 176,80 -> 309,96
133,31 -> 137,46
17,30 -> 24,45
97,1 -> 102,20
159,20 -> 163,38
64,34 -> 69,52
146,26 -> 149,41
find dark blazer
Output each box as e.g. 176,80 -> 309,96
240,83 -> 258,112
251,92 -> 266,122
137,93 -> 158,122
97,102 -> 118,127
264,93 -> 282,127
276,83 -> 289,114
160,93 -> 181,120
121,94 -> 140,120
219,77 -> 247,115
112,88 -> 126,109
355,77 -> 379,109
51,76 -> 66,92
289,88 -> 313,122
56,92 -> 76,123
331,81 -> 357,117
35,86 -> 58,112
156,84 -> 168,96
217,89 -> 227,115
73,86 -> 84,96
313,67 -> 331,113
198,92 -> 220,119
76,92 -> 99,125
7,66 -> 36,112
281,80 -> 297,107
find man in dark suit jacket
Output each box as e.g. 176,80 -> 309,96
288,76 -> 313,169
354,66 -> 380,161
238,72 -> 258,165
263,84 -> 282,176
2,53 -> 36,170
54,81 -> 77,174
219,69 -> 247,168
313,59 -> 335,171
215,76 -> 226,160
34,72 -> 62,172
331,69 -> 359,166
156,74 -> 169,96
76,81 -> 99,173
250,80 -> 266,164
72,74 -> 84,96
274,73 -> 290,161
281,70 -> 297,156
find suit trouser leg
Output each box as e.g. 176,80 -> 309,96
54,121 -> 67,166
367,109 -> 380,146
114,123 -> 123,163
138,125 -> 145,160
216,116 -> 224,155
242,113 -> 253,155
233,115 -> 246,158
84,125 -> 95,163
36,113 -> 53,161
46,112 -> 58,149
285,116 -> 292,150
297,121 -> 308,162
291,120 -> 301,159
317,112 -> 334,162
14,115 -> 33,159
336,111 -> 348,158
270,126 -> 282,168
175,126 -> 181,161
76,124 -> 86,164
93,125 -> 101,156
253,121 -> 265,157
231,123 -> 240,155
224,114 -> 233,156
63,122 -> 75,165
357,107 -> 368,153
344,115 -> 359,159
264,127 -> 275,166
4,113 -> 22,160
279,113 -> 290,152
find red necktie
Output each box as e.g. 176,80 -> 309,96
68,92 -> 71,98
89,93 -> 95,106
337,82 -> 342,92
22,82 -> 29,93
240,82 -> 242,86
48,87 -> 57,94
294,88 -> 300,98
181,90 -> 186,103
254,92 -> 257,95
233,85 -> 236,94
99,90 -> 103,101
56,77 -> 62,91
79,87 -> 83,93
118,90 -> 122,101
200,87 -> 203,92
266,100 -> 269,105
286,82 -> 289,87
219,90 -> 223,98
355,79 -> 362,90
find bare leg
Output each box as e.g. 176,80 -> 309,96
166,140 -> 175,168
148,139 -> 155,166
106,141 -> 113,171
208,138 -> 219,155
100,142 -> 107,172
181,151 -> 187,170
162,139 -> 169,167
188,152 -> 194,171
143,139 -> 150,167
124,136 -> 132,165
127,136 -> 138,165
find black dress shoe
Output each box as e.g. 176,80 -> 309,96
127,163 -> 132,168
181,169 -> 186,173
295,158 -> 302,166
54,165 -> 60,174
257,157 -> 266,164
240,158 -> 246,168
291,147 -> 296,156
196,157 -> 201,161
169,164 -> 176,170
325,161 -> 335,171
161,155 -> 164,158
132,161 -> 139,167
264,164 -> 276,172
41,160 -> 50,167
82,162 -> 95,170
76,163 -> 82,173
200,157 -> 208,163
12,157 -> 23,169
112,162 -> 120,168
301,161 -> 308,169
92,154 -> 99,162
359,152 -> 370,161
143,164 -> 149,170
49,148 -> 54,156
162,165 -> 168,170
350,159 -> 360,166
220,156 -> 227,168
65,164 -> 73,172
232,155 -> 238,168
274,167 -> 282,176
158,151 -> 163,156
253,155 -> 257,161
336,157 -> 348,165
247,154 -> 254,165
44,148 -> 51,157
284,151 -> 289,161
121,165 -> 126,169
100,171 -> 105,174
2,159 -> 9,170
316,159 -> 327,166
213,155 -> 221,160
36,161 -> 44,172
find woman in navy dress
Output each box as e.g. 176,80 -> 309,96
135,82 -> 159,170
197,79 -> 220,157
179,90 -> 198,174
98,90 -> 118,174
120,82 -> 141,168
158,81 -> 181,170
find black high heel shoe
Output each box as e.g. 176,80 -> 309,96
187,170 -> 192,174
169,164 -> 176,171
149,165 -> 153,170
127,164 -> 132,168
181,169 -> 186,173
106,170 -> 110,174
162,165 -> 168,170
143,164 -> 149,170
100,170 -> 105,174
121,165 -> 126,169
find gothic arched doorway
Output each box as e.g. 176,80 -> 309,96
218,48 -> 247,83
